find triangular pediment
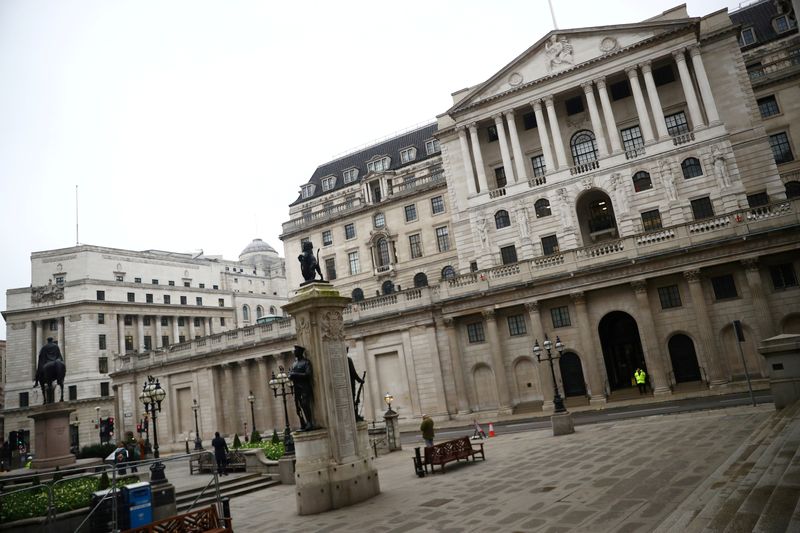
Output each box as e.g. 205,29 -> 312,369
448,18 -> 698,114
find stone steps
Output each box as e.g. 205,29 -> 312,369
175,473 -> 279,513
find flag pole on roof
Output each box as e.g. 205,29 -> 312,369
548,0 -> 558,30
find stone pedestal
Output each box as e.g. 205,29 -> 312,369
284,283 -> 380,515
551,412 -> 575,436
28,405 -> 76,469
758,334 -> 800,410
278,455 -> 296,485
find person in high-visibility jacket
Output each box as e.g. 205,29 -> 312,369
634,368 -> 647,394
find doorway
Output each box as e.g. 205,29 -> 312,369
599,311 -> 646,390
559,352 -> 587,397
668,334 -> 702,383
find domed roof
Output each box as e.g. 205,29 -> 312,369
240,238 -> 278,258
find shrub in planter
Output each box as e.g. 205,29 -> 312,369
241,440 -> 285,460
250,430 -> 261,443
98,471 -> 110,490
271,429 -> 280,444
232,434 -> 242,449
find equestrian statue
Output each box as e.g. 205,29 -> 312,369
34,337 -> 66,404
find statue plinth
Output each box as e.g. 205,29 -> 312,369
284,282 -> 380,515
28,405 -> 76,469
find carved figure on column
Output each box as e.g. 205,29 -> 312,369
298,241 -> 324,285
514,202 -> 530,239
711,145 -> 732,188
289,345 -> 316,430
34,337 -> 66,404
557,188 -> 574,227
659,159 -> 678,202
609,173 -> 628,214
545,35 -> 573,72
475,216 -> 488,250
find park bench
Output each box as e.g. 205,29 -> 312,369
122,503 -> 232,532
189,450 -> 247,475
417,436 -> 485,474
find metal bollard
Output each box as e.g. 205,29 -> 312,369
221,496 -> 231,527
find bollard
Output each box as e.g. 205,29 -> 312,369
414,447 -> 426,478
221,496 -> 231,528
185,440 -> 190,454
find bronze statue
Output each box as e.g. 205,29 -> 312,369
34,337 -> 66,404
298,241 -> 324,284
347,348 -> 365,421
289,345 -> 315,430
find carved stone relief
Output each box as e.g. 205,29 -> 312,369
545,35 -> 574,72
31,282 -> 64,303
599,36 -> 619,54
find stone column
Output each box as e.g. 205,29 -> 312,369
155,316 -> 163,348
256,357 -> 273,432
353,338 -> 376,420
34,321 -> 42,377
625,66 -> 655,143
207,317 -> 214,336
673,48 -> 705,129
493,114 -> 516,183
684,270 -> 725,385
457,127 -> 478,195
222,364 -> 235,435
532,99 -> 555,172
544,96 -> 568,168
188,318 -> 196,340
482,310 -> 512,412
505,110 -> 527,181
172,317 -> 179,344
202,317 -> 209,337
581,81 -> 609,157
443,317 -> 470,414
57,317 -> 65,359
571,292 -> 606,405
688,45 -> 720,125
118,315 -> 125,354
631,280 -> 670,394
640,61 -> 669,139
595,77 -> 623,153
235,361 -> 251,436
467,123 -> 489,193
525,302 -> 553,409
136,316 -> 144,352
742,259 -> 775,340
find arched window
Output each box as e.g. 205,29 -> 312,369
570,130 -> 598,165
441,265 -> 456,280
632,171 -> 652,192
494,210 -> 511,229
413,272 -> 428,287
351,288 -> 364,302
534,199 -> 552,218
242,305 -> 250,322
256,305 -> 264,319
269,305 -> 277,315
381,280 -> 394,295
785,180 -> 800,199
681,157 -> 703,179
376,238 -> 391,267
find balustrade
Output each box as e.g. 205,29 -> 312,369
489,187 -> 507,198
569,160 -> 600,175
672,132 -> 695,146
528,175 -> 547,188
625,147 -> 646,160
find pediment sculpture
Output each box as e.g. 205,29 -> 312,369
545,35 -> 574,72
31,281 -> 64,303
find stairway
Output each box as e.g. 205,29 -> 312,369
175,473 -> 280,513
655,399 -> 800,532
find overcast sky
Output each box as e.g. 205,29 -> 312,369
0,0 -> 744,334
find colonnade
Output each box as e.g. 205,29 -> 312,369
116,314 -> 224,353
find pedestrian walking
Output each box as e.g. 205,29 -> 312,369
113,441 -> 129,475
634,368 -> 647,395
211,432 -> 229,476
420,414 -> 435,447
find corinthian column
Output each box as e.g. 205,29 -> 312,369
742,259 -> 775,340
483,310 -> 512,412
581,81 -> 609,157
532,99 -> 555,172
493,114 -> 516,183
457,127 -> 477,195
505,110 -> 527,181
468,123 -> 489,193
625,66 -> 655,143
688,45 -> 720,125
155,316 -> 163,348
631,280 -> 670,394
595,77 -> 622,153
673,48 -> 705,129
640,61 -> 669,139
544,96 -> 568,168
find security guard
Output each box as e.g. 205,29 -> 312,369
634,368 -> 647,395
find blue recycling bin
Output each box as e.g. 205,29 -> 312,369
121,481 -> 152,528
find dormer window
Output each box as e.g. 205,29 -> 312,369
774,15 -> 793,33
321,176 -> 336,192
740,27 -> 756,46
425,139 -> 440,155
367,157 -> 390,173
301,184 -> 316,199
400,147 -> 416,164
343,168 -> 359,184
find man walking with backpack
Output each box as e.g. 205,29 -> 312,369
211,432 -> 229,476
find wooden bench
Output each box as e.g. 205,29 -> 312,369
189,450 -> 247,475
421,436 -> 485,474
122,504 -> 232,533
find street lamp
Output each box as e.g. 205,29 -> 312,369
269,366 -> 294,455
383,392 -> 400,451
247,391 -> 257,440
383,393 -> 394,412
192,399 -> 203,450
140,375 -> 167,483
533,334 -> 566,414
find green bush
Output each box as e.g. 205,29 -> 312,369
271,429 -> 280,444
232,433 -> 242,449
78,443 -> 116,459
250,430 -> 261,443
241,439 -> 285,460
98,471 -> 110,490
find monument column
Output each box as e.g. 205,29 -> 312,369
222,364 -> 235,435
505,110 -> 527,181
482,309 -> 512,412
136,316 -> 144,352
688,45 -> 720,124
571,292 -> 606,405
581,81 -> 609,157
188,318 -> 196,341
625,66 -> 656,143
640,61 -> 670,139
255,357 -> 273,432
684,270 -> 726,385
631,280 -> 671,394
457,127 -> 478,195
34,321 -> 43,376
57,317 -> 65,359
442,317 -> 470,414
526,301 -> 554,410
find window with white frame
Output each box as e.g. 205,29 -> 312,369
425,139 -> 440,155
621,125 -> 644,152
665,111 -> 690,136
531,154 -> 546,177
322,230 -> 332,246
321,176 -> 336,191
435,226 -> 450,252
373,212 -> 385,228
400,147 -> 416,164
431,195 -> 445,214
740,27 -> 756,46
774,15 -> 793,33
367,157 -> 390,173
348,251 -> 360,275
301,184 -> 315,199
343,168 -> 359,183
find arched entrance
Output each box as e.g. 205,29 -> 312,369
473,365 -> 499,410
575,189 -> 618,244
513,358 -> 539,402
599,311 -> 646,390
559,352 -> 586,397
668,334 -> 701,383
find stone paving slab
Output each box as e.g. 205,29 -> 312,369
225,404 -> 772,532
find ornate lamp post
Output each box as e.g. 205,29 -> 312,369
383,392 -> 400,451
139,375 -> 167,483
269,366 -> 294,455
192,399 -> 203,450
247,391 -> 257,439
533,334 -> 566,413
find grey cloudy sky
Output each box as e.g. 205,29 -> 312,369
0,0 -> 743,334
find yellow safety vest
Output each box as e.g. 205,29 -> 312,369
635,370 -> 646,384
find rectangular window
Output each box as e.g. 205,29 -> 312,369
487,125 -> 498,142
344,223 -> 356,240
99,334 -> 107,350
494,166 -> 507,188
404,204 -> 417,222
145,293 -> 153,303
653,64 -> 675,86
621,125 -> 644,152
97,290 -> 105,301
55,276 -> 65,285
531,155 -> 546,177
169,280 -> 175,286
500,245 -> 518,265
161,317 -> 169,326
769,132 -> 794,164
218,298 -> 225,307
321,176 -> 336,191
322,230 -> 332,246
179,335 -> 186,343
20,392 -> 29,408
740,27 -> 756,46
664,111 -> 689,136
115,275 -> 124,282
691,197 -> 715,220
162,335 -> 170,347
199,283 -> 205,288
99,356 -> 108,374
125,336 -> 134,351
127,292 -> 135,302
193,317 -> 200,327
551,306 -> 571,328
100,382 -> 110,397
467,322 -> 485,343
98,313 -> 105,324
541,235 -> 559,256
213,284 -> 218,290
184,281 -> 191,287
507,315 -> 527,336
522,111 -> 537,130
400,147 -> 415,163
771,263 -> 798,290
178,317 -> 185,326
435,226 -> 450,252
151,279 -> 158,285
758,95 -> 780,118
196,297 -> 203,306
49,319 -> 58,331
134,277 -> 141,283
348,251 -> 360,275
431,195 -> 445,214
565,95 -> 584,115
470,261 -> 478,272
220,317 -> 226,326
343,168 -> 358,183
409,234 -> 423,259
657,285 -> 682,309
425,139 -> 440,154
747,192 -> 770,207
641,209 -> 663,232
180,296 -> 187,305
141,335 -> 149,351
124,315 -> 133,326
610,79 -> 631,100
325,257 -> 337,280
711,274 -> 738,300
164,295 -> 171,304
68,385 -> 77,401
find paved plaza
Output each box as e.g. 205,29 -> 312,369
220,404 -> 773,532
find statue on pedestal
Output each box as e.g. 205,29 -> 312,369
298,241 -> 324,285
289,345 -> 316,430
347,348 -> 366,422
34,337 -> 66,404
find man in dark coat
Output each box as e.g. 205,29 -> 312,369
211,432 -> 229,476
34,337 -> 64,386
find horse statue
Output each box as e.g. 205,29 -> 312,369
298,240 -> 324,285
34,337 -> 66,404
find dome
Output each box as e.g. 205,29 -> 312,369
240,238 -> 278,259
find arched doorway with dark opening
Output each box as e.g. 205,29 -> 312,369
598,311 -> 646,390
575,189 -> 619,245
668,334 -> 702,384
559,352 -> 586,397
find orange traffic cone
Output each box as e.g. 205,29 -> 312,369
489,423 -> 495,437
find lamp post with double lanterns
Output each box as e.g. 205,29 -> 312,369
533,334 -> 575,436
269,366 -> 294,455
140,375 -> 167,482
192,399 -> 203,450
247,391 -> 257,440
